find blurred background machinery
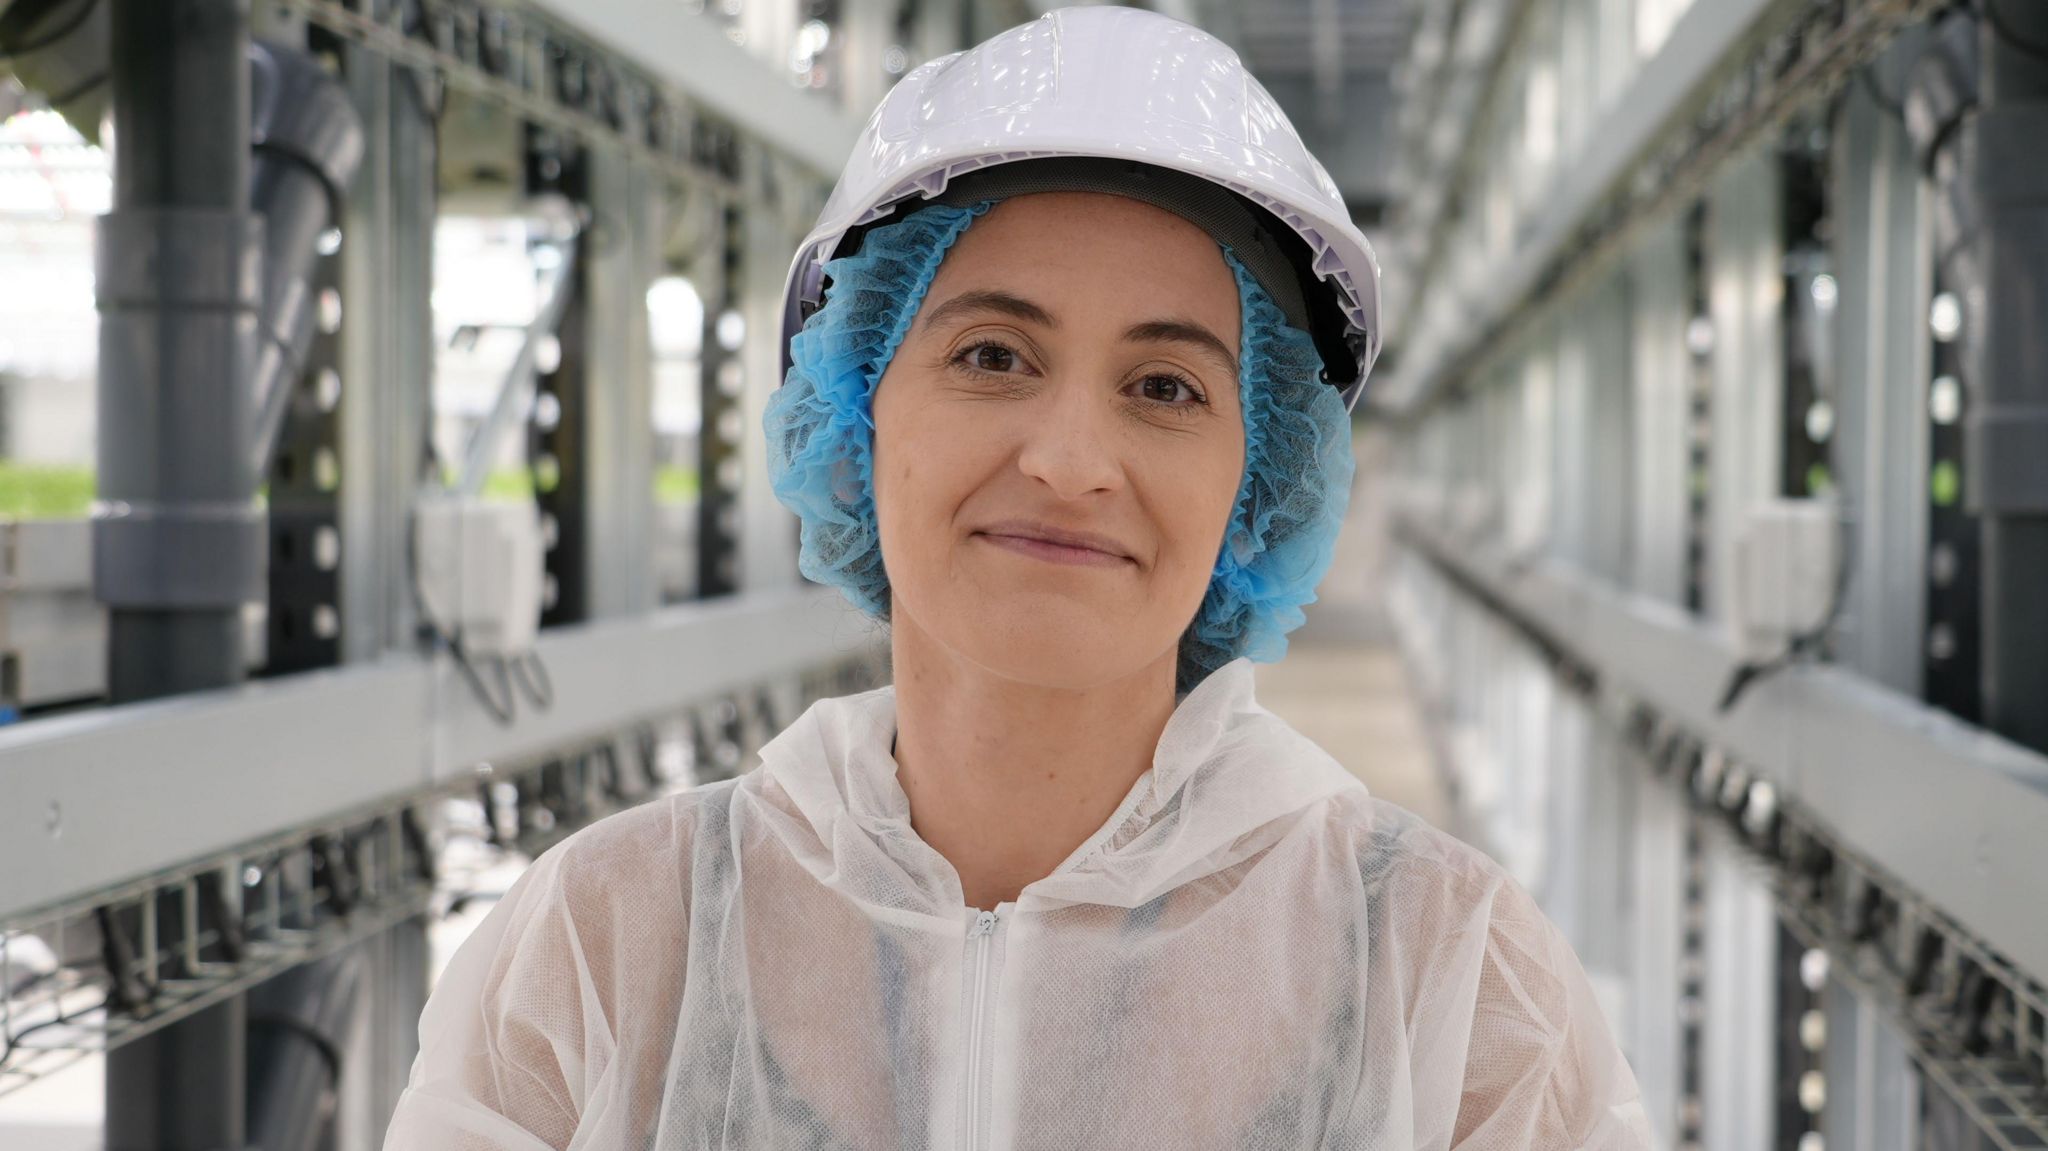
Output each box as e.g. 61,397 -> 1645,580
0,1 -> 2044,1149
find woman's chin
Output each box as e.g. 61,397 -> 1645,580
948,611 -> 1171,691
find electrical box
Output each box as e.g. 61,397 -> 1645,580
1730,499 -> 1837,661
412,496 -> 545,657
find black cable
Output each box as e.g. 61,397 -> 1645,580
1718,509 -> 1857,714
405,528 -> 516,725
1983,0 -> 2048,65
448,636 -> 517,725
402,89 -> 564,732
0,993 -> 113,1071
404,447 -> 520,726
444,889 -> 507,917
400,806 -> 438,884
0,0 -> 98,63
510,648 -> 553,711
248,1012 -> 343,1095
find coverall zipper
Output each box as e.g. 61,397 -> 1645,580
963,908 -> 1002,1150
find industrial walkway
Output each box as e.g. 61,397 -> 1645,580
1254,436 -> 1447,829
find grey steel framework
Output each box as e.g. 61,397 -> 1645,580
1395,524 -> 2048,1148
1385,0 -> 2048,1146
0,585 -> 887,1095
1381,0 -> 1946,418
0,0 -> 927,1143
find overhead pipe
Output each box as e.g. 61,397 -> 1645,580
248,38 -> 366,477
0,0 -> 112,142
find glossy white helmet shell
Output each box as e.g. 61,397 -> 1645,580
776,4 -> 1383,410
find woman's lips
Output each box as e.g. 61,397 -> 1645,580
973,523 -> 1135,568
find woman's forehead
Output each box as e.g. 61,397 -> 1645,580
949,191 -> 1232,269
925,194 -> 1242,342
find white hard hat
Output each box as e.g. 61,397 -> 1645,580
776,4 -> 1383,411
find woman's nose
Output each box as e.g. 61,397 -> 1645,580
1014,380 -> 1124,501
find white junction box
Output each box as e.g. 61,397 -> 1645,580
412,495 -> 545,657
1731,498 -> 1837,661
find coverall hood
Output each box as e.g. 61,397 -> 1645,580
761,657 -> 1362,915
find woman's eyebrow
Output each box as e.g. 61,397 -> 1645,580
920,292 -> 1238,379
1124,319 -> 1238,379
920,289 -> 1057,332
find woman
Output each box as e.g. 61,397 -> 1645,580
385,7 -> 1650,1149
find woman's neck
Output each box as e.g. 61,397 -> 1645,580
889,614 -> 1179,911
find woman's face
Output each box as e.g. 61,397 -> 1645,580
871,192 -> 1246,691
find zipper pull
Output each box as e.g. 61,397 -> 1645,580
972,909 -> 998,937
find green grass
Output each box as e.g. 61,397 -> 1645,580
655,465 -> 699,506
0,462 -> 703,519
0,464 -> 278,518
457,465 -> 700,505
480,469 -> 537,503
0,462 -> 95,519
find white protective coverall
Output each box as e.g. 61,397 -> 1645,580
384,658 -> 1651,1149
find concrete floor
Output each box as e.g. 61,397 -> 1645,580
1253,428 -> 1449,829
1253,620 -> 1448,831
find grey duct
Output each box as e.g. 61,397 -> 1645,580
0,0 -> 111,142
1,3 -> 367,480
248,38 -> 367,476
247,949 -> 366,1151
92,28 -> 365,663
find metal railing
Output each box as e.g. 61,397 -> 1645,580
0,588 -> 886,1098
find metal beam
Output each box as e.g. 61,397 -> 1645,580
1383,0 -> 1949,430
1396,515 -> 2048,987
523,0 -> 862,176
1383,0 -> 1780,415
0,587 -> 880,922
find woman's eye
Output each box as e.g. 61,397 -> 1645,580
1136,374 -> 1204,406
957,342 -> 1018,374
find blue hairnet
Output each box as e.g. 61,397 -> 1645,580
764,200 -> 1354,688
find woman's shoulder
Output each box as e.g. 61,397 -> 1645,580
1309,796 -> 1651,1145
507,778 -> 745,920
1315,788 -> 1528,923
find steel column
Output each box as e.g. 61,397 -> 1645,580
582,145 -> 660,619
1968,2 -> 2048,755
1831,46 -> 1931,696
96,1 -> 258,1145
